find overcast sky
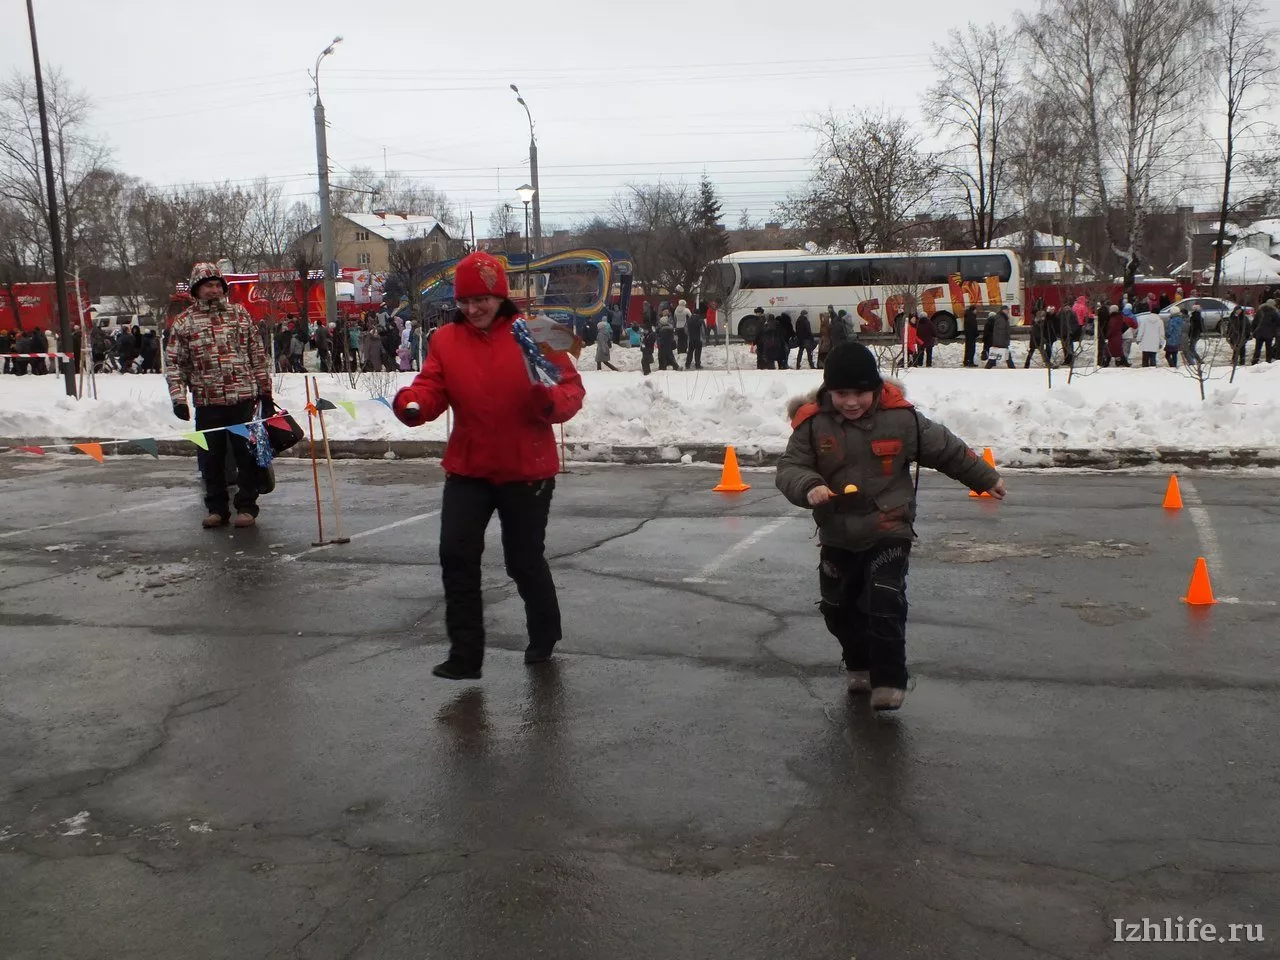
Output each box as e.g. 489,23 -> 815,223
5,0 -> 1279,238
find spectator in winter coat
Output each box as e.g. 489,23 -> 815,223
1186,307 -> 1204,362
657,318 -> 679,370
913,313 -> 937,367
290,329 -> 306,372
705,301 -> 718,343
962,305 -> 979,367
1251,299 -> 1277,363
392,251 -> 585,680
1133,310 -> 1164,366
0,329 -> 11,374
313,322 -> 331,372
595,318 -> 618,370
984,310 -> 1014,368
826,304 -> 846,354
139,330 -> 161,374
685,309 -> 705,370
361,327 -> 382,371
756,315 -> 783,370
165,262 -> 271,529
12,332 -> 33,375
794,310 -> 816,368
777,312 -> 795,369
1164,307 -> 1186,367
1224,307 -> 1249,366
640,324 -> 655,375
776,342 -> 1004,711
30,327 -> 50,375
673,299 -> 692,354
817,314 -> 832,367
1105,306 -> 1136,366
1024,309 -> 1052,368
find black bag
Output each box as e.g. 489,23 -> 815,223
262,397 -> 305,454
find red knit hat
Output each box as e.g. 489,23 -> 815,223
453,251 -> 509,300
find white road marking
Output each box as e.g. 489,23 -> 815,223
1179,479 -> 1225,583
0,496 -> 188,540
282,509 -> 442,560
1219,598 -> 1278,606
683,516 -> 793,583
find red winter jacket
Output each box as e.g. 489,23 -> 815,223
393,315 -> 585,483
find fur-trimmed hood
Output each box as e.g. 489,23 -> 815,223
785,377 -> 911,428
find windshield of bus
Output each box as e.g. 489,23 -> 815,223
697,262 -> 736,303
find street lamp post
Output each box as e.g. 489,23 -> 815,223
510,85 -> 541,256
516,184 -> 536,308
312,36 -> 342,361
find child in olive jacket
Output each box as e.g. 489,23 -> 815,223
775,342 -> 1006,711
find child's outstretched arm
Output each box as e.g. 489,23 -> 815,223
776,423 -> 828,508
916,414 -> 1005,498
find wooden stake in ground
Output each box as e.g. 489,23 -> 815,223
303,378 -> 326,547
558,423 -> 568,474
311,376 -> 350,544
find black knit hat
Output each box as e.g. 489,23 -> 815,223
823,342 -> 883,392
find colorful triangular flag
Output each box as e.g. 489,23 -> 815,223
337,400 -> 357,418
226,424 -> 252,439
304,402 -> 319,416
315,397 -> 337,411
182,431 -> 209,451
73,442 -> 105,463
374,396 -> 393,411
15,445 -> 46,456
131,438 -> 159,458
266,415 -> 292,431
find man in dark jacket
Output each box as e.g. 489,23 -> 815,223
794,310 -> 816,368
777,312 -> 795,369
1252,299 -> 1278,363
0,328 -> 12,374
915,312 -> 937,367
984,310 -> 1014,368
657,319 -> 679,370
685,309 -> 705,370
640,323 -> 655,376
30,327 -> 50,375
776,342 -> 1004,711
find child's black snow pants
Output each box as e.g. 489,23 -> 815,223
818,539 -> 912,689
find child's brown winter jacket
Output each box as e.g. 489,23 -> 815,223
775,380 -> 999,551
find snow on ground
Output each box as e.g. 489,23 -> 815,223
1,340 -> 1277,459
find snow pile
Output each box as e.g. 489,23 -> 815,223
1,357 -> 1277,457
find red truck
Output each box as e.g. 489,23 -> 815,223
0,281 -> 92,332
166,270 -> 379,327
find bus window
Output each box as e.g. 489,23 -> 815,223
786,260 -> 828,287
739,261 -> 786,289
960,254 -> 1012,282
828,259 -> 870,286
699,263 -> 736,301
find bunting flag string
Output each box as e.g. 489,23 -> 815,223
1,394 -> 403,465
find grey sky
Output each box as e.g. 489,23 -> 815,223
6,0 -> 1277,237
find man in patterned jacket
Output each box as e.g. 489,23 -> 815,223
166,262 -> 272,529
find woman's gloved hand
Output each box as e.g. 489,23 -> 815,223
392,388 -> 426,427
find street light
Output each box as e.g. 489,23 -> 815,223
516,184 -> 536,307
312,35 -> 342,365
510,84 -> 541,256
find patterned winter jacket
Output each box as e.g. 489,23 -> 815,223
165,295 -> 271,407
776,381 -> 1000,551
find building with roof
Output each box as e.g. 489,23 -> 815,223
297,212 -> 461,273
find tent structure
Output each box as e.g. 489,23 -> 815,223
1206,247 -> 1280,285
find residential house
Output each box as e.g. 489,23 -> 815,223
298,212 -> 460,272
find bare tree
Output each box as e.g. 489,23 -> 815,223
0,69 -> 112,274
1020,0 -> 1215,287
778,109 -> 942,253
331,165 -> 459,231
1209,0 -> 1278,293
489,203 -> 519,253
925,22 -> 1017,248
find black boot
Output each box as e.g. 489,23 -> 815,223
524,644 -> 555,665
432,658 -> 482,680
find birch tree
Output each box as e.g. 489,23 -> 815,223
1209,0 -> 1278,293
925,23 -> 1017,248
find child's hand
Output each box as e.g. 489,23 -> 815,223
807,485 -> 836,507
986,479 -> 1007,500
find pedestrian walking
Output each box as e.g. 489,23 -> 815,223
657,317 -> 679,370
776,342 -> 1005,711
392,251 -> 585,680
685,308 -> 704,370
1134,309 -> 1164,367
984,309 -> 1015,368
962,305 -> 979,367
595,317 -> 618,370
794,310 -> 816,368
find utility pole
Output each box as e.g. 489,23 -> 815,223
511,85 -> 541,256
312,36 -> 342,362
25,0 -> 75,397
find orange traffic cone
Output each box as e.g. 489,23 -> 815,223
713,445 -> 751,492
1162,475 -> 1183,510
1182,557 -> 1217,606
969,447 -> 998,498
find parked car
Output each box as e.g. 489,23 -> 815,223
1136,296 -> 1253,333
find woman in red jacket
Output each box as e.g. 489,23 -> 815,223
393,251 -> 585,679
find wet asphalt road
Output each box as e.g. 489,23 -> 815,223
0,455 -> 1277,960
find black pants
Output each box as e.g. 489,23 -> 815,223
912,345 -> 934,367
439,474 -> 561,668
1141,351 -> 1157,367
1165,347 -> 1180,367
795,342 -> 815,368
963,333 -> 977,366
596,360 -> 618,370
819,541 -> 911,689
676,329 -> 687,353
195,400 -> 260,519
1254,337 -> 1275,363
659,350 -> 678,370
641,350 -> 653,375
685,342 -> 702,368
985,349 -> 1015,369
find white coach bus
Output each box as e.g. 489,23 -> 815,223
697,248 -> 1024,340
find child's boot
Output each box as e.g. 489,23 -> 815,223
871,687 -> 905,711
846,671 -> 871,694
